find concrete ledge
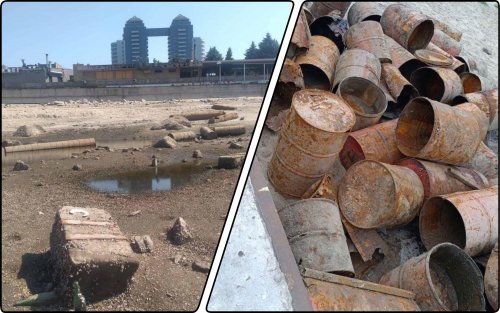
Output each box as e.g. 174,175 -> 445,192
2,84 -> 267,103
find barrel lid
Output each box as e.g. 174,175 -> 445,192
415,49 -> 453,67
292,89 -> 356,133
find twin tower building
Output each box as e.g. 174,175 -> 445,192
111,15 -> 205,65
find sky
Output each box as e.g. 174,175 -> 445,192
1,1 -> 292,68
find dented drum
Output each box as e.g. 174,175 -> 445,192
410,67 -> 463,104
381,62 -> 418,108
453,89 -> 498,130
268,89 -> 355,198
419,187 -> 498,257
396,97 -> 483,165
381,4 -> 434,51
338,160 -> 424,229
331,49 -> 381,92
344,20 -> 391,63
339,119 -> 403,170
379,242 -> 485,311
295,36 -> 340,90
431,28 -> 462,56
336,77 -> 387,131
384,35 -> 426,80
461,142 -> 499,180
347,2 -> 384,26
278,198 -> 354,276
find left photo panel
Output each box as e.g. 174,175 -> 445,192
1,1 -> 292,311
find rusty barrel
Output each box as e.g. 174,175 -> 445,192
397,158 -> 489,201
461,142 -> 498,180
302,7 -> 314,25
278,198 -> 354,276
331,49 -> 381,93
428,16 -> 462,42
295,36 -> 340,90
309,11 -> 348,53
4,138 -> 96,153
275,59 -> 304,105
381,4 -> 434,51
268,89 -> 355,198
308,2 -> 351,19
339,119 -> 403,170
302,268 -> 420,311
431,28 -> 462,56
419,187 -> 498,257
336,77 -> 387,131
424,42 -> 465,73
288,9 -> 311,59
455,55 -> 488,77
347,2 -> 384,26
301,174 -> 338,203
396,97 -> 483,165
338,160 -> 424,229
384,35 -> 426,80
410,67 -> 462,104
455,102 -> 489,140
485,242 -> 499,311
168,131 -> 196,141
381,63 -> 418,108
344,20 -> 391,63
459,72 -> 496,94
379,242 -> 485,311
453,89 -> 498,130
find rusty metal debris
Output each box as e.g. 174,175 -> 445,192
288,9 -> 311,59
431,28 -> 463,56
278,199 -> 354,276
379,243 -> 485,311
381,62 -> 418,109
301,174 -> 338,203
308,2 -> 351,19
410,67 -> 463,103
428,16 -> 462,42
302,268 -> 420,311
485,242 -> 499,311
459,72 -> 497,94
340,216 -> 389,262
309,11 -> 349,53
384,34 -> 426,80
453,89 -> 498,130
338,160 -> 424,229
381,4 -> 434,51
295,36 -> 340,90
461,142 -> 498,181
332,49 -> 381,92
419,186 -> 498,257
339,119 -> 403,169
344,20 -> 391,63
396,97 -> 483,165
336,77 -> 387,131
347,2 -> 384,26
268,89 -> 355,198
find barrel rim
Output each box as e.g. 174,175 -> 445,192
337,76 -> 388,118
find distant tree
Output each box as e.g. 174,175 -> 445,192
244,41 -> 260,59
205,47 -> 223,61
257,33 -> 280,58
225,47 -> 234,60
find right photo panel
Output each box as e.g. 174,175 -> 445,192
209,1 -> 498,311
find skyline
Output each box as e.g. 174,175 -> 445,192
1,2 -> 291,68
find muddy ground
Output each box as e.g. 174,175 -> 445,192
1,97 -> 261,311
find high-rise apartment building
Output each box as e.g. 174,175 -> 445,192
192,37 -> 205,61
111,40 -> 126,64
168,15 -> 193,62
123,16 -> 149,64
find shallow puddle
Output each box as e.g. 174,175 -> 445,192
87,161 -> 210,194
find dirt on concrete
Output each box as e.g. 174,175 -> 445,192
1,97 -> 259,311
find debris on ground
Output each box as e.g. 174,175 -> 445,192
167,217 -> 193,245
13,160 -> 30,171
153,136 -> 177,149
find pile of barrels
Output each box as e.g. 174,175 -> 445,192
268,2 -> 498,311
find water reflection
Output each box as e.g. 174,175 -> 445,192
87,162 -> 208,194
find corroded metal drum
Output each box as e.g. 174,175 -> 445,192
384,34 -> 426,80
347,2 -> 384,26
309,11 -> 349,53
381,4 -> 434,51
431,28 -> 462,56
379,243 -> 485,311
459,72 -> 496,94
295,36 -> 340,90
339,119 -> 403,170
288,9 -> 311,59
332,49 -> 381,92
268,89 -> 355,198
381,62 -> 418,108
461,142 -> 498,180
419,186 -> 498,257
398,158 -> 489,201
455,102 -> 489,140
278,198 -> 354,276
336,77 -> 387,131
344,20 -> 391,63
410,67 -> 463,104
396,97 -> 483,165
338,160 -> 424,229
308,2 -> 352,19
453,89 -> 498,130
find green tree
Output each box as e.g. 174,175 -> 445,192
225,47 -> 234,60
205,47 -> 223,61
244,41 -> 259,59
257,33 -> 280,58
